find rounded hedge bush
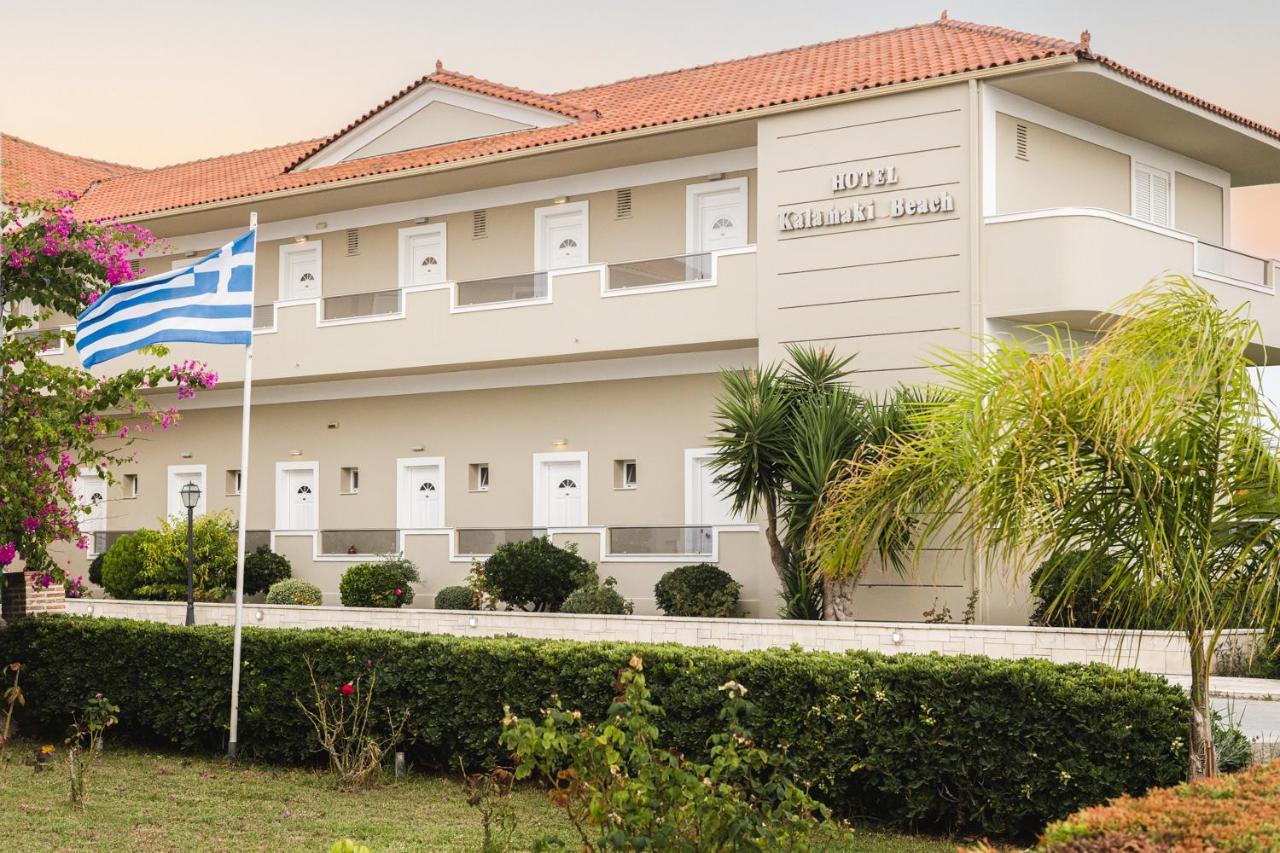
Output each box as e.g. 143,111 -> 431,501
654,563 -> 741,617
561,576 -> 634,615
339,557 -> 419,608
243,545 -> 292,596
434,585 -> 476,610
88,552 -> 105,587
265,579 -> 323,606
100,530 -> 160,599
479,537 -> 595,611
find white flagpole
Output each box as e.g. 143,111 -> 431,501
227,210 -> 258,761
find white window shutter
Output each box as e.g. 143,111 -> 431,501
1133,163 -> 1170,227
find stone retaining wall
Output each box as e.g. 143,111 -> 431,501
62,598 -> 1255,677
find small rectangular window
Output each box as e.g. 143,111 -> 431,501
614,459 -> 638,489
469,463 -> 490,492
123,474 -> 139,498
341,467 -> 360,494
225,469 -> 242,496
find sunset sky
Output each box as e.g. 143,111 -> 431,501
3,0 -> 1278,386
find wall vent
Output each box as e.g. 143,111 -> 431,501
615,188 -> 633,219
472,210 -> 488,239
345,228 -> 360,256
128,258 -> 141,277
1015,123 -> 1029,161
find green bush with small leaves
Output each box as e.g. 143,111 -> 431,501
654,563 -> 741,617
99,530 -> 160,599
560,575 -> 633,615
477,537 -> 595,612
433,585 -> 476,610
88,552 -> 104,587
135,511 -> 238,602
338,556 -> 419,608
265,579 -> 323,607
0,616 -> 1187,839
242,546 -> 292,596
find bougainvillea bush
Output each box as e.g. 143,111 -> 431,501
0,198 -> 217,585
1040,759 -> 1280,850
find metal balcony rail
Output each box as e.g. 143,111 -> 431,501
606,252 -> 713,291
1198,242 -> 1271,289
319,528 -> 399,555
456,527 -> 547,556
455,272 -> 548,307
607,525 -> 714,556
252,304 -> 275,329
322,289 -> 403,321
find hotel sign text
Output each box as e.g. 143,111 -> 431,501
777,162 -> 953,232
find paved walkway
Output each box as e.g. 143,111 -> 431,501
1165,675 -> 1280,741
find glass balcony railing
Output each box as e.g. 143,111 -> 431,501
322,289 -> 402,321
456,527 -> 547,556
252,304 -> 275,329
1198,243 -> 1271,289
319,529 -> 398,555
93,529 -> 272,556
455,272 -> 548,308
607,526 -> 714,556
606,253 -> 713,291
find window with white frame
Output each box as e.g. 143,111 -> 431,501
1132,162 -> 1172,228
469,463 -> 490,492
398,223 -> 447,288
340,466 -> 360,494
123,473 -> 139,499
225,469 -> 241,496
614,459 -> 638,489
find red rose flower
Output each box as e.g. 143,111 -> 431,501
340,682 -> 354,697
395,588 -> 402,596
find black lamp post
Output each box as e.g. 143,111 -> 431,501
180,480 -> 202,626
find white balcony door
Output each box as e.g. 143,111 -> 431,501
167,465 -> 207,520
546,461 -> 583,528
400,223 -> 447,288
407,465 -> 442,528
685,448 -> 739,535
280,243 -> 322,301
687,178 -> 748,256
75,474 -> 106,538
535,202 -> 588,271
277,465 -> 318,530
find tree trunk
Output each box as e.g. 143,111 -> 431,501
1187,630 -> 1217,779
762,491 -> 789,583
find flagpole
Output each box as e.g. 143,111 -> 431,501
227,210 -> 257,761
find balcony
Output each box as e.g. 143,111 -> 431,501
45,246 -> 758,383
983,209 -> 1280,354
606,525 -> 713,557
318,528 -> 398,555
455,527 -> 547,557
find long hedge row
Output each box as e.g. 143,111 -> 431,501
0,616 -> 1187,837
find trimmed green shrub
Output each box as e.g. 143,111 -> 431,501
0,617 -> 1187,839
477,537 -> 594,611
135,511 -> 238,601
88,552 -> 104,587
99,530 -> 160,599
265,579 -> 323,606
433,586 -> 475,610
338,556 -> 419,608
243,546 -> 291,596
560,576 -> 633,615
654,563 -> 740,617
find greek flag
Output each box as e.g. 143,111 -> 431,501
76,229 -> 256,369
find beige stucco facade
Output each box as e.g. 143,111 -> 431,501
42,63 -> 1280,622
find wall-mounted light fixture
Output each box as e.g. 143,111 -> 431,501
254,609 -> 265,622
707,172 -> 725,181
890,630 -> 904,646
467,616 -> 478,628
293,236 -> 307,244
315,221 -> 328,230
552,196 -> 568,205
288,449 -> 303,457
327,422 -> 340,430
550,438 -> 568,449
415,216 -> 430,225
179,451 -> 193,459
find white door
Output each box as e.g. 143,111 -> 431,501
76,475 -> 107,547
407,465 -> 442,528
167,467 -> 207,519
283,468 -> 317,530
697,194 -> 746,253
282,245 -> 321,300
546,461 -> 583,527
406,231 -> 445,287
536,202 -> 588,270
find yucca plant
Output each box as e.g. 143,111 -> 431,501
810,277 -> 1280,778
708,345 -> 927,618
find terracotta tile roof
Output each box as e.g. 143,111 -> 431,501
1,133 -> 138,206
62,15 -> 1279,221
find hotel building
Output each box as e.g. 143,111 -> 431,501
7,15 -> 1280,621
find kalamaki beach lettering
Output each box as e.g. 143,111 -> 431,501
777,191 -> 954,232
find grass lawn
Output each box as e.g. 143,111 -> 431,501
0,740 -> 959,851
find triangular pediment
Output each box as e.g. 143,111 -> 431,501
295,76 -> 580,171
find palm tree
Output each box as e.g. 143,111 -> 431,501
809,277 -> 1280,778
708,346 -> 927,619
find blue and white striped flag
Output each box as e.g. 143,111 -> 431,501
76,229 -> 256,369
